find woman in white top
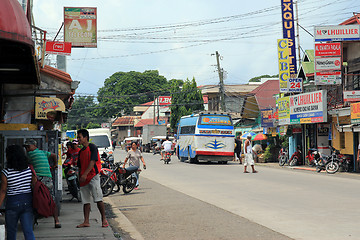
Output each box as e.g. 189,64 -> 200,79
0,145 -> 36,240
243,135 -> 257,173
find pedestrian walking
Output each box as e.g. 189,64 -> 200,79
76,129 -> 108,228
234,133 -> 242,164
123,141 -> 146,189
0,145 -> 36,240
243,135 -> 258,173
24,139 -> 61,228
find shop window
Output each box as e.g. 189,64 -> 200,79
340,132 -> 345,149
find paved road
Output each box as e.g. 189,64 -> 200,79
112,149 -> 360,240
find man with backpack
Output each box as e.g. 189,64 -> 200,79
24,139 -> 61,228
76,129 -> 108,228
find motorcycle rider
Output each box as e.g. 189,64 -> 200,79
123,141 -> 146,189
161,136 -> 172,160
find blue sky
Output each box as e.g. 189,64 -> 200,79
32,0 -> 360,95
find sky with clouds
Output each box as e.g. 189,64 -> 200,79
32,0 -> 360,95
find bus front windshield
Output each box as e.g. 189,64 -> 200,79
199,115 -> 232,126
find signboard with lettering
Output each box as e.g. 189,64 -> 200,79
278,39 -> 291,93
315,71 -> 341,85
351,102 -> 360,124
158,96 -> 172,105
281,0 -> 297,75
278,96 -> 290,125
315,43 -> 341,57
35,97 -> 65,120
289,90 -> 327,124
261,109 -> 274,128
344,91 -> 360,102
287,78 -> 302,92
45,41 -> 72,55
315,25 -> 360,42
64,7 -> 97,48
315,57 -> 342,71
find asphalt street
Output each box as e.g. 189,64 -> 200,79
111,149 -> 360,240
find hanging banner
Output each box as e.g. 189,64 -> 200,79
35,97 -> 66,120
278,39 -> 291,93
278,96 -> 290,125
289,90 -> 327,124
314,25 -> 360,42
351,102 -> 360,124
315,71 -> 341,85
281,0 -> 297,75
64,7 -> 97,48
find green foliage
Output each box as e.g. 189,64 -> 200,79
170,77 -> 204,130
96,70 -> 169,117
280,136 -> 289,148
66,96 -> 104,130
263,143 -> 275,162
249,74 -> 279,82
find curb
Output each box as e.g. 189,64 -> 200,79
105,197 -> 145,240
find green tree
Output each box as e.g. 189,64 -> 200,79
170,77 -> 204,130
65,96 -> 103,130
96,70 -> 169,117
249,74 -> 279,82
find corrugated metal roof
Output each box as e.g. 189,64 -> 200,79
112,116 -> 140,127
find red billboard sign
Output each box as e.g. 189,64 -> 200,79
158,96 -> 172,105
315,43 -> 341,57
45,41 -> 72,55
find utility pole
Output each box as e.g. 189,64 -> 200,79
215,51 -> 226,112
153,95 -> 156,124
295,1 -> 301,71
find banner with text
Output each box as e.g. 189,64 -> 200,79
261,109 -> 274,128
315,25 -> 360,42
344,91 -> 360,102
351,102 -> 360,124
278,96 -> 290,125
278,39 -> 291,93
64,7 -> 97,48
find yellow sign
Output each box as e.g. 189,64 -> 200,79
278,39 -> 291,93
35,97 -> 65,120
278,96 -> 290,125
351,102 -> 360,124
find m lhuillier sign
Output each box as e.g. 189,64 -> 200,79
315,25 -> 360,42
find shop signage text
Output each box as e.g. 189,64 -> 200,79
315,57 -> 342,71
315,43 -> 341,57
158,96 -> 172,105
315,25 -> 360,42
287,78 -> 302,92
281,0 -> 297,74
278,96 -> 290,125
35,97 -> 65,120
344,91 -> 360,102
277,39 -> 291,93
315,71 -> 341,85
45,41 -> 72,55
261,109 -> 274,128
64,7 -> 97,48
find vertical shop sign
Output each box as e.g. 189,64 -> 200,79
261,109 -> 274,128
281,0 -> 297,75
278,96 -> 290,125
64,7 -> 97,48
278,39 -> 291,93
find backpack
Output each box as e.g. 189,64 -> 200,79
30,165 -> 55,218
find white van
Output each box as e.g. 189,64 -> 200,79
87,128 -> 113,155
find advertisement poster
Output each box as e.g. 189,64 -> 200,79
278,96 -> 290,125
261,109 -> 274,128
289,90 -> 327,124
64,7 -> 97,48
315,43 -> 341,57
351,102 -> 360,124
281,0 -> 297,74
277,39 -> 291,93
315,57 -> 342,71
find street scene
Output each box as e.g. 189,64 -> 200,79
1,0 -> 360,240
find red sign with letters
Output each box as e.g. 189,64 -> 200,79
45,41 -> 72,56
158,96 -> 172,105
315,43 -> 341,57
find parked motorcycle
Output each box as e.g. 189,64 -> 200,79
100,162 -> 141,196
278,147 -> 289,166
63,158 -> 81,202
164,151 -> 171,164
289,147 -> 302,166
306,148 -> 322,167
